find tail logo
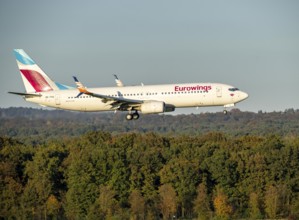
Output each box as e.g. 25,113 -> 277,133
14,49 -> 73,92
20,69 -> 53,92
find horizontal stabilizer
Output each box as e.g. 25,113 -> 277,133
8,91 -> 42,98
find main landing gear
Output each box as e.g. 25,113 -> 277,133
223,110 -> 228,115
126,111 -> 140,120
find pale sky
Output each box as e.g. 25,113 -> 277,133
1,0 -> 298,113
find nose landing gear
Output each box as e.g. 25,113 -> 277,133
223,104 -> 235,115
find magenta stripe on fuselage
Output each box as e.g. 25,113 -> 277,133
20,69 -> 53,92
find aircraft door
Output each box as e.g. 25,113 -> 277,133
55,94 -> 60,105
216,86 -> 222,97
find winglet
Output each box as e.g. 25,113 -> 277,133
73,76 -> 79,82
113,74 -> 124,87
73,76 -> 91,97
73,76 -> 85,91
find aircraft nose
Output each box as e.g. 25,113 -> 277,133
241,91 -> 249,100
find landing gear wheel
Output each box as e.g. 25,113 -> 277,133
132,112 -> 139,120
223,110 -> 228,115
126,114 -> 133,120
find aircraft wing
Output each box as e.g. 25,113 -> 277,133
73,76 -> 143,110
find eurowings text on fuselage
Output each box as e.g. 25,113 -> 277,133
9,49 -> 249,120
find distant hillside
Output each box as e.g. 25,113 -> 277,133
0,107 -> 298,140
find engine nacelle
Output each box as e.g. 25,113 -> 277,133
165,104 -> 175,112
140,101 -> 165,114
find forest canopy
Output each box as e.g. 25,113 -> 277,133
1,108 -> 299,219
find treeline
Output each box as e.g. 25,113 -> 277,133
1,131 -> 299,219
1,108 -> 299,140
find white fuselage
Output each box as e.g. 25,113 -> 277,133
25,83 -> 248,112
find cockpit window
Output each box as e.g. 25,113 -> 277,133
228,88 -> 239,92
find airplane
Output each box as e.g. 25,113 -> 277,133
9,49 -> 248,120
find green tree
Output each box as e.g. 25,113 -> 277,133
126,133 -> 166,218
193,182 -> 211,220
248,192 -> 262,219
0,138 -> 29,219
213,187 -> 233,220
107,148 -> 130,206
88,185 -> 119,219
129,189 -> 145,220
65,146 -> 99,218
0,174 -> 23,218
264,185 -> 278,219
158,184 -> 177,220
46,194 -> 61,217
290,194 -> 299,219
159,158 -> 198,218
21,143 -> 65,219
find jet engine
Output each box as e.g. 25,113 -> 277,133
140,101 -> 165,114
